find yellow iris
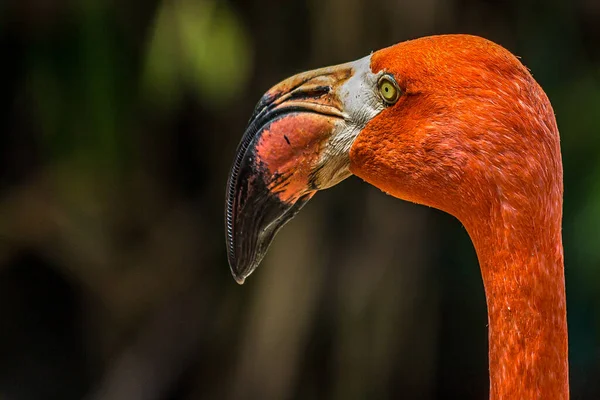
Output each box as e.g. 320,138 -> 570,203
378,76 -> 400,104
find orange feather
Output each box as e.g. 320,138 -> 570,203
350,35 -> 567,399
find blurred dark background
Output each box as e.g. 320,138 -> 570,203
1,0 -> 599,399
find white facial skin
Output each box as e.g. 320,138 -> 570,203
314,55 -> 387,188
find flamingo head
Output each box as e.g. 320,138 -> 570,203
225,34 -> 560,284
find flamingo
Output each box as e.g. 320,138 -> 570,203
225,34 -> 568,399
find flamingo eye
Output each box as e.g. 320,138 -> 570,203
378,75 -> 400,104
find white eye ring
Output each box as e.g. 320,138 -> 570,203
377,75 -> 401,104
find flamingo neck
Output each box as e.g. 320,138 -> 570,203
465,203 -> 569,399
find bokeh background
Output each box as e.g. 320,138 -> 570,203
1,0 -> 599,399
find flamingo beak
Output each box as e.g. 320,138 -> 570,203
225,67 -> 351,284
225,56 -> 382,284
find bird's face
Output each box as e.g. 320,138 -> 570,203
226,55 -> 388,282
226,35 -> 555,283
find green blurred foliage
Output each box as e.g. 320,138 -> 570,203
143,0 -> 251,110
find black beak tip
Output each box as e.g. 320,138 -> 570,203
226,233 -> 267,286
232,272 -> 246,285
228,254 -> 252,285
225,189 -> 314,285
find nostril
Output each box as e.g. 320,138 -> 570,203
248,86 -> 330,126
249,76 -> 320,123
290,85 -> 331,100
